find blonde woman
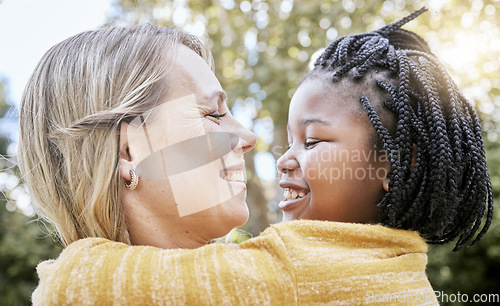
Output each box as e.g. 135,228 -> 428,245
23,23 -> 438,305
19,25 -> 256,250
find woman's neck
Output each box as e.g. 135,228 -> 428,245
123,198 -> 213,249
127,216 -> 210,249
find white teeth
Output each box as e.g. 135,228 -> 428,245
223,171 -> 244,182
283,188 -> 308,201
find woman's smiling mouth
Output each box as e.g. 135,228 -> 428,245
221,170 -> 245,182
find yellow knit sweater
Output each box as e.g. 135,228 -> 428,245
32,220 -> 438,305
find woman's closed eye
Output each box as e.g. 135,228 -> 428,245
205,111 -> 227,124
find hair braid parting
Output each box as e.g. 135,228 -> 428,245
309,8 -> 493,250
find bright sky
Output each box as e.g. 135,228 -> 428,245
0,0 -> 113,105
0,0 -> 277,182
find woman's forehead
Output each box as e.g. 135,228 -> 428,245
167,44 -> 222,101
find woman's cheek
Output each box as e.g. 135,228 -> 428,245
201,120 -> 220,133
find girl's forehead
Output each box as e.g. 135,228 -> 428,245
295,70 -> 395,115
291,78 -> 365,115
287,81 -> 366,131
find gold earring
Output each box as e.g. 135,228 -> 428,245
124,169 -> 139,190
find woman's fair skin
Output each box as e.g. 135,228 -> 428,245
277,77 -> 391,223
18,24 -> 259,248
119,45 -> 256,249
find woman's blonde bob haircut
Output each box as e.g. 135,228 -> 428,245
18,24 -> 211,246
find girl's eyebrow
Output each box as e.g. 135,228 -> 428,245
300,118 -> 331,126
286,118 -> 332,133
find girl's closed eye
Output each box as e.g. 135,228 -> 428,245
305,139 -> 322,149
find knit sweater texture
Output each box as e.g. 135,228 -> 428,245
32,220 -> 438,305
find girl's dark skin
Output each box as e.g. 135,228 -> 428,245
277,76 -> 391,224
277,8 -> 493,251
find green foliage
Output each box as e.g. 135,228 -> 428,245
224,227 -> 252,244
0,200 -> 63,305
110,0 -> 500,301
1,0 -> 498,303
0,77 -> 11,155
426,138 -> 500,305
0,77 -> 10,118
0,79 -> 63,305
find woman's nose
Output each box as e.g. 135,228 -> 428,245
240,129 -> 256,153
233,121 -> 257,154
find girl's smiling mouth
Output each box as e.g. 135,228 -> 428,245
283,187 -> 309,201
279,184 -> 310,211
278,192 -> 310,211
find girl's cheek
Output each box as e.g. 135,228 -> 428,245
302,160 -> 318,183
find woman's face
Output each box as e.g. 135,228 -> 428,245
121,45 -> 256,246
276,78 -> 390,223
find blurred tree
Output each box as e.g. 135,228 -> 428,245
108,0 -> 397,233
0,78 -> 10,117
425,137 -> 500,305
0,195 -> 63,305
0,78 -> 10,154
109,1 -> 500,304
0,1 -> 496,304
0,78 -> 63,305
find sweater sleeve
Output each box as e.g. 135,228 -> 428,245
32,227 -> 297,305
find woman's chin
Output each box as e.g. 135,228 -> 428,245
225,197 -> 249,227
208,192 -> 248,236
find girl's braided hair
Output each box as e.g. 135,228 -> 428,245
309,8 -> 493,251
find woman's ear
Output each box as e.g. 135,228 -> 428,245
119,122 -> 134,181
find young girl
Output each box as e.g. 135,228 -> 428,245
32,10 -> 490,305
277,7 -> 492,252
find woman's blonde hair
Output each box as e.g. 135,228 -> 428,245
18,24 -> 211,246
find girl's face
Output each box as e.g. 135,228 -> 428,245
120,45 -> 257,247
276,78 -> 390,223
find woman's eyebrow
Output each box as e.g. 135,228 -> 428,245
201,90 -> 227,105
216,90 -> 227,103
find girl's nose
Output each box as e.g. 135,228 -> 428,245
276,148 -> 299,174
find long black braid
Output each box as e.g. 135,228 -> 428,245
309,8 -> 493,251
